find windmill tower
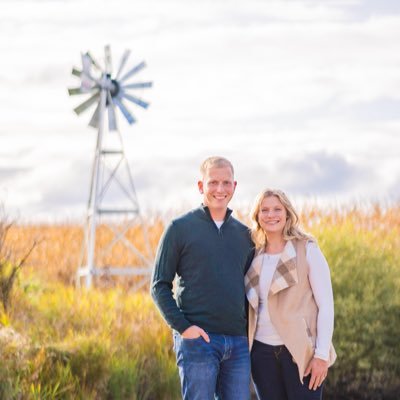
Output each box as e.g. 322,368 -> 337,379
68,45 -> 153,290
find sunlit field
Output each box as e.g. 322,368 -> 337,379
1,204 -> 399,399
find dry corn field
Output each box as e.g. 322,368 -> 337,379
5,203 -> 400,286
5,219 -> 165,285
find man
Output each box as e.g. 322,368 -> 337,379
151,156 -> 254,400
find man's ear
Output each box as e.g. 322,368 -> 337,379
233,181 -> 237,191
198,180 -> 204,194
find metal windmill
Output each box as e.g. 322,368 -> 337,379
68,45 -> 153,289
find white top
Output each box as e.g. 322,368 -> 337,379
255,241 -> 334,361
214,220 -> 224,229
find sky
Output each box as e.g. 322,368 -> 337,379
1,0 -> 400,222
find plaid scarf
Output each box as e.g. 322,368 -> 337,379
245,240 -> 298,311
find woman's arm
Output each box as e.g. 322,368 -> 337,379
307,241 -> 334,360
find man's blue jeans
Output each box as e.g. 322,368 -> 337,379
173,332 -> 251,400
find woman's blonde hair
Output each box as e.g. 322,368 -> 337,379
251,188 -> 314,251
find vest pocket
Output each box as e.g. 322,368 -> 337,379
302,318 -> 315,349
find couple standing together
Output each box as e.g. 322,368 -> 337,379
151,156 -> 336,400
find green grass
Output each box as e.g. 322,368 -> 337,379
317,221 -> 400,399
2,283 -> 180,399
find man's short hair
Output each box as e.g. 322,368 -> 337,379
200,156 -> 234,177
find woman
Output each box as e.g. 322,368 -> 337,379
245,189 -> 336,400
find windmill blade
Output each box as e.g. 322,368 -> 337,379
81,53 -> 98,90
113,98 -> 136,124
81,53 -> 92,75
68,86 -> 98,96
107,92 -> 118,131
73,91 -> 100,115
85,51 -> 102,71
88,102 -> 101,128
121,92 -> 149,109
115,49 -> 131,80
119,61 -> 146,84
68,87 -> 85,96
104,45 -> 112,75
73,63 -> 100,89
72,67 -> 81,78
121,81 -> 153,90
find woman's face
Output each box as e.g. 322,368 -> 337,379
258,195 -> 287,235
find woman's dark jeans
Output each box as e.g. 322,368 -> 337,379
251,340 -> 324,400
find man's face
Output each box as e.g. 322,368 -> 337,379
198,166 -> 237,212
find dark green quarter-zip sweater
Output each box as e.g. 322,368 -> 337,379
151,205 -> 254,336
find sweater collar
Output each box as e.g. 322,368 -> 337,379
200,204 -> 233,222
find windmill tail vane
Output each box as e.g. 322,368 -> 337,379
68,45 -> 152,131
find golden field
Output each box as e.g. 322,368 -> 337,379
6,204 -> 399,285
0,203 -> 399,399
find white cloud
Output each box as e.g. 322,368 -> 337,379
0,0 -> 400,221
